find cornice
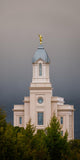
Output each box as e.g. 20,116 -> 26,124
29,87 -> 52,90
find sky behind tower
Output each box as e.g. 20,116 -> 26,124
0,0 -> 80,138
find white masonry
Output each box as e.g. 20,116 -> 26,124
13,42 -> 74,140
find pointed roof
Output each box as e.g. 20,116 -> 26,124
32,44 -> 50,63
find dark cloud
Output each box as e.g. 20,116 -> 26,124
0,0 -> 80,138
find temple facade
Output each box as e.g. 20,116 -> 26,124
13,39 -> 74,140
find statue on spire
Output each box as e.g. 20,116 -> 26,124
39,35 -> 43,44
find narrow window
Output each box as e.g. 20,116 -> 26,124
39,63 -> 42,76
38,112 -> 43,125
19,117 -> 22,124
60,117 -> 63,124
61,131 -> 63,136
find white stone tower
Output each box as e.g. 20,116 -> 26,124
30,43 -> 52,129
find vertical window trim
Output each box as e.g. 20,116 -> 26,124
60,117 -> 63,124
39,63 -> 42,76
37,112 -> 43,125
19,117 -> 22,124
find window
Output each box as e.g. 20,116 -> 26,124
39,63 -> 42,76
38,97 -> 43,104
61,131 -> 63,136
60,117 -> 63,124
38,112 -> 43,125
19,117 -> 22,124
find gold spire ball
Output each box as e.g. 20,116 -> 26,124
39,34 -> 43,44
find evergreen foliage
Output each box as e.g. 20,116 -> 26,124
45,115 -> 69,160
0,108 -> 80,160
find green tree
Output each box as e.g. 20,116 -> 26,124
16,127 -> 25,160
45,115 -> 69,160
4,124 -> 17,160
68,139 -> 80,160
0,109 -> 72,160
32,129 -> 50,160
22,120 -> 35,160
0,108 -> 7,160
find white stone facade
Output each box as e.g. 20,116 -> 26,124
13,44 -> 74,140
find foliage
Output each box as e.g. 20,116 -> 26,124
0,108 -> 80,160
32,129 -> 49,160
68,139 -> 80,160
0,108 -> 7,160
45,115 -> 68,160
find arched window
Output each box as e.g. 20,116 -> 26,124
39,63 -> 42,76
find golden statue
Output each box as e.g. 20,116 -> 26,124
39,35 -> 43,44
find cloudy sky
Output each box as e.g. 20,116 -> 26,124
0,0 -> 80,138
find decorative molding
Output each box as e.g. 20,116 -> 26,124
29,87 -> 52,90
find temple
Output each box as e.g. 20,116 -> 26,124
13,37 -> 74,140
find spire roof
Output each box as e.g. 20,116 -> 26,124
32,44 -> 50,63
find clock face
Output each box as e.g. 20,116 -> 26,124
38,97 -> 43,104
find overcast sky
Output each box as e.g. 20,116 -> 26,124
0,0 -> 80,138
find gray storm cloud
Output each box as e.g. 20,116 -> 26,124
0,0 -> 80,138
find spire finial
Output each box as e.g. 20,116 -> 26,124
39,35 -> 43,44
